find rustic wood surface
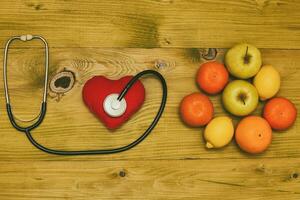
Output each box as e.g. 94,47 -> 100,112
0,0 -> 300,48
0,0 -> 300,200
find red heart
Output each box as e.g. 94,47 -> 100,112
82,76 -> 145,129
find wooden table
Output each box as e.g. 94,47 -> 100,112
0,1 -> 299,199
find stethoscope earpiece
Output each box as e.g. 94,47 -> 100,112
20,34 -> 33,41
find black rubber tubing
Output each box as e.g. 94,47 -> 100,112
7,70 -> 167,155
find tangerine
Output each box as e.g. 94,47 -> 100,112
196,61 -> 229,95
180,93 -> 214,127
263,97 -> 297,130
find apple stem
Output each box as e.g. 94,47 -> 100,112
244,46 -> 250,64
238,93 -> 247,105
242,99 -> 246,105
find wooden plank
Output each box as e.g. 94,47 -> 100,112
0,159 -> 299,200
0,48 -> 299,161
0,0 -> 300,48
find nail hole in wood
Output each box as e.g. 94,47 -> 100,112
291,173 -> 298,179
154,59 -> 170,70
164,38 -> 171,45
155,60 -> 167,69
35,4 -> 42,10
119,170 -> 126,177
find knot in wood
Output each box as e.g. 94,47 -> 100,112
201,48 -> 217,60
291,172 -> 298,179
50,70 -> 75,94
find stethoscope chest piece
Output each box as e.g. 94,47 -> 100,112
103,93 -> 127,117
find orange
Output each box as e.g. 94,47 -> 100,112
180,93 -> 214,127
196,61 -> 229,95
235,116 -> 272,154
263,97 -> 297,130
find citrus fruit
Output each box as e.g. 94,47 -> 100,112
196,61 -> 229,94
235,116 -> 272,154
204,116 -> 234,149
253,65 -> 281,100
180,93 -> 214,127
263,97 -> 297,130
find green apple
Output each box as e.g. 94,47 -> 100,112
225,43 -> 262,79
222,80 -> 258,116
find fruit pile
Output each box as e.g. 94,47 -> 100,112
180,43 -> 297,154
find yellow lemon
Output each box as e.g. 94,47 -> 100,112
204,116 -> 234,149
253,65 -> 280,101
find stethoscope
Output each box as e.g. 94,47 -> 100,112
3,35 -> 167,156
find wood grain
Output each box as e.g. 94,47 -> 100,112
1,1 -> 300,199
0,0 -> 300,48
0,159 -> 299,200
0,48 -> 299,161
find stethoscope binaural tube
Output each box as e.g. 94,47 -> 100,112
4,35 -> 49,132
3,35 -> 168,156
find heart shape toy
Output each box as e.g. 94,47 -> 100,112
82,76 -> 145,129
